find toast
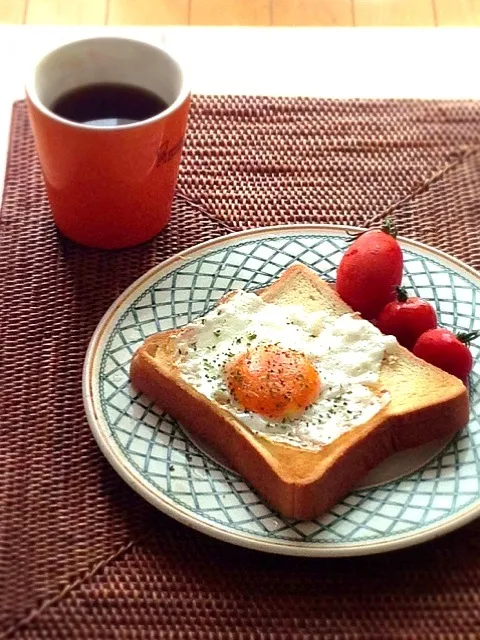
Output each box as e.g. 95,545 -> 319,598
130,264 -> 469,520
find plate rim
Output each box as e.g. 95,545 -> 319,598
83,223 -> 480,557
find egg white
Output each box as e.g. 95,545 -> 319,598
174,290 -> 397,450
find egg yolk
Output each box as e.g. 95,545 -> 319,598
225,344 -> 321,420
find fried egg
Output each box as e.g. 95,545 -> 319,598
174,290 -> 397,450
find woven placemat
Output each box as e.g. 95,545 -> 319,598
2,97 -> 480,639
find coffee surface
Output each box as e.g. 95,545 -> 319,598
51,83 -> 168,127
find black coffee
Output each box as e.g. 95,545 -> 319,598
51,83 -> 168,127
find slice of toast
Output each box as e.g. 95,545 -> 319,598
130,264 -> 469,520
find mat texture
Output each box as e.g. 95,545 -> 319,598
2,97 -> 480,639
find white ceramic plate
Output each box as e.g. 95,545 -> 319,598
83,225 -> 480,556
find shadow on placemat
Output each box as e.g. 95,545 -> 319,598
2,97 -> 480,639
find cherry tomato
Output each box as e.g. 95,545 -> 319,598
376,286 -> 437,349
336,219 -> 403,320
413,328 -> 479,380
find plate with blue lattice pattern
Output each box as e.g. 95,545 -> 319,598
83,226 -> 480,556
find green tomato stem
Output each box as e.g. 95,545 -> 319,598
381,217 -> 398,238
456,330 -> 480,344
396,285 -> 409,303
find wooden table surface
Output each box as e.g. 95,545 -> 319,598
1,0 -> 479,27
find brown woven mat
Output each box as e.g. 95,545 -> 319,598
2,97 -> 480,640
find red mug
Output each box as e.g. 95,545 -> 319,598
26,37 -> 191,249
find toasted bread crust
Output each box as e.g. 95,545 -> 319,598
130,265 -> 469,519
